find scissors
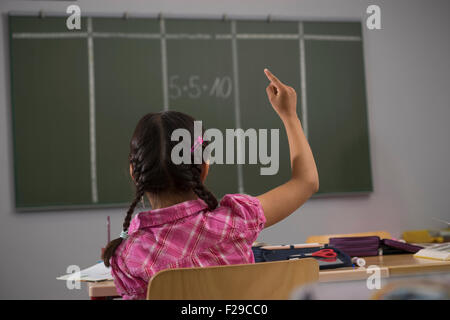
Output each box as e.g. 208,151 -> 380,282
288,248 -> 337,260
304,248 -> 337,259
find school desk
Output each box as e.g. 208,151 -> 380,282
86,254 -> 450,299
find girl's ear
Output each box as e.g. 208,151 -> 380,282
129,164 -> 134,182
200,162 -> 210,183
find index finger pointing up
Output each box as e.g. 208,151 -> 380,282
264,68 -> 283,87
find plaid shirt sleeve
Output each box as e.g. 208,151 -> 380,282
220,194 -> 266,234
110,238 -> 149,300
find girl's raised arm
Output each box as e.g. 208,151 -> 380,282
256,69 -> 319,228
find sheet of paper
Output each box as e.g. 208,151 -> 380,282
57,262 -> 113,282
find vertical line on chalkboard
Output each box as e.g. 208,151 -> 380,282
87,17 -> 99,203
298,22 -> 308,139
231,20 -> 244,194
160,18 -> 169,111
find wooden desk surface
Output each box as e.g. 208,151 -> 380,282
88,254 -> 450,298
319,254 -> 450,282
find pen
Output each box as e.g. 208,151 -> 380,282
260,243 -> 322,250
107,216 -> 111,244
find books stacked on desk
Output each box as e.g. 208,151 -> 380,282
414,243 -> 450,261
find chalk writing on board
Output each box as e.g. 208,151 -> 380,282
169,75 -> 232,100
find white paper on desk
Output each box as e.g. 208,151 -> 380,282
57,262 -> 113,282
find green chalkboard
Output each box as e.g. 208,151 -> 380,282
304,22 -> 372,194
11,30 -> 92,208
93,18 -> 163,204
9,16 -> 372,210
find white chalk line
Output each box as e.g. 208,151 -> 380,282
87,18 -> 98,203
231,21 -> 244,194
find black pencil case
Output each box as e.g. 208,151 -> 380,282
380,239 -> 423,255
251,245 -> 352,270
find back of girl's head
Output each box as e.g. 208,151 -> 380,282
103,111 -> 218,266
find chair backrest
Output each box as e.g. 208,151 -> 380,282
147,258 -> 319,300
306,230 -> 392,244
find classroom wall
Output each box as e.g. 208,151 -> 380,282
0,0 -> 449,299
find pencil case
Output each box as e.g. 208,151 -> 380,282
380,239 -> 423,255
251,245 -> 352,270
329,236 -> 380,257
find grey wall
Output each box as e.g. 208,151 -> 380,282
0,0 -> 449,299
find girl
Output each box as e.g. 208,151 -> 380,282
103,69 -> 319,300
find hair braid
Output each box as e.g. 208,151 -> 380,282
122,189 -> 143,231
123,159 -> 146,231
190,165 -> 218,210
102,152 -> 146,267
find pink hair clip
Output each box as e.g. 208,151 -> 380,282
191,136 -> 204,152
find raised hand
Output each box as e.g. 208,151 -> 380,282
264,68 -> 298,120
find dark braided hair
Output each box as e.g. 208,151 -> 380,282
103,111 -> 218,266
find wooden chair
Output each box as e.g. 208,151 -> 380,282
306,230 -> 392,244
146,258 -> 319,300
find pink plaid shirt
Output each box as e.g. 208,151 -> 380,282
110,194 -> 266,300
